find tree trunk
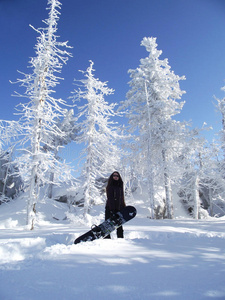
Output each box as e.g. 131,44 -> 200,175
83,150 -> 92,218
27,167 -> 39,230
27,102 -> 43,229
193,174 -> 200,219
47,148 -> 58,199
209,186 -> 213,217
162,149 -> 173,219
145,81 -> 155,218
48,171 -> 54,199
147,148 -> 155,218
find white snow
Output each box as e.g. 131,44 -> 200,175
0,198 -> 225,300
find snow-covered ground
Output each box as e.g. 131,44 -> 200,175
0,197 -> 225,300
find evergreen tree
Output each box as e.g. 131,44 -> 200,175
122,37 -> 186,219
177,128 -> 207,219
216,87 -> 225,163
207,83 -> 225,216
72,61 -> 122,218
45,109 -> 78,199
0,120 -> 23,203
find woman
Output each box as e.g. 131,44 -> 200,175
105,171 -> 126,239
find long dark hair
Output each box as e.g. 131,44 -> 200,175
106,171 -> 123,189
106,171 -> 125,206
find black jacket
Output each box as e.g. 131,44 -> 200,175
106,183 -> 125,211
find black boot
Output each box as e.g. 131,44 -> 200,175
117,226 -> 124,238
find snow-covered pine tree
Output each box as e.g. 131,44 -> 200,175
206,83 -> 225,216
206,145 -> 225,217
216,86 -> 225,163
177,128 -> 207,219
0,120 -> 23,203
121,37 -> 186,219
45,109 -> 78,199
13,0 -> 72,229
72,61 -> 122,218
214,89 -> 225,213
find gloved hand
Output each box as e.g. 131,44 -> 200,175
109,210 -> 115,217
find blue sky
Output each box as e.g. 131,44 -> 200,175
0,0 -> 225,161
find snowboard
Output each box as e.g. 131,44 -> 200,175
74,205 -> 137,244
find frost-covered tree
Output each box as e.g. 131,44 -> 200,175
0,149 -> 23,203
206,83 -> 225,216
45,109 -> 78,198
13,0 -> 72,229
0,120 -> 23,203
216,85 -> 225,164
72,61 -> 122,217
121,37 -> 186,219
205,142 -> 225,217
176,127 -> 207,219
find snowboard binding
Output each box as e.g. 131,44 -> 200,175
91,224 -> 102,238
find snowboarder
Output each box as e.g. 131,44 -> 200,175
105,171 -> 126,238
